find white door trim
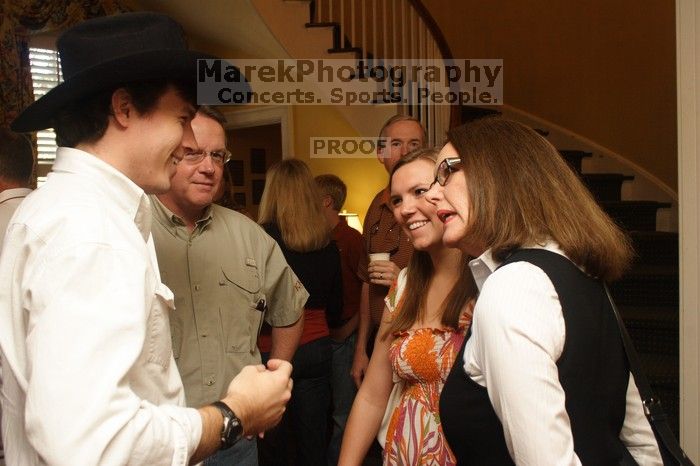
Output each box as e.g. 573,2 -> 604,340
220,106 -> 294,159
677,0 -> 699,460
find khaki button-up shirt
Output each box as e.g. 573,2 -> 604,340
151,198 -> 307,408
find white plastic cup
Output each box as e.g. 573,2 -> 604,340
368,252 -> 391,262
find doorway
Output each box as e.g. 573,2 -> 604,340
224,123 -> 283,219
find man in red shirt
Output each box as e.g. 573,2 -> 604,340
315,174 -> 366,465
352,115 -> 426,388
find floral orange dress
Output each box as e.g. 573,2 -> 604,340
382,269 -> 472,466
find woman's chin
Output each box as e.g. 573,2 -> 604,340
441,232 -> 462,249
441,223 -> 466,249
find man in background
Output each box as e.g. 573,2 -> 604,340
0,128 -> 34,245
0,127 -> 34,466
351,115 -> 426,388
152,106 -> 306,466
315,174 -> 365,465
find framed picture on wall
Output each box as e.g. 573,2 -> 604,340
228,160 -> 245,186
250,148 -> 266,174
252,179 -> 265,205
233,192 -> 246,206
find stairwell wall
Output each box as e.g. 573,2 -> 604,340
422,0 -> 677,193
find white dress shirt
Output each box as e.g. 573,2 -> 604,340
465,243 -> 663,466
0,148 -> 202,465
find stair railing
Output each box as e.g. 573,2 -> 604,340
313,0 -> 458,146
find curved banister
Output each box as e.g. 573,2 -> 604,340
310,0 -> 459,144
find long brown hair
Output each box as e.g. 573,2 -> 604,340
448,118 -> 632,281
258,159 -> 330,252
383,149 -> 477,339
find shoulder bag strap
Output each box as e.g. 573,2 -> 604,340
604,284 -> 694,466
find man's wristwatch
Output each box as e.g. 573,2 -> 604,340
211,401 -> 243,450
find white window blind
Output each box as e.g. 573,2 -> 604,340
29,47 -> 62,164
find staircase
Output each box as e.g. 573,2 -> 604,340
253,0 -> 454,144
589,172 -> 679,435
564,151 -> 679,435
562,151 -> 679,436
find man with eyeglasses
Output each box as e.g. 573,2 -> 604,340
151,106 -> 307,466
351,115 -> 426,391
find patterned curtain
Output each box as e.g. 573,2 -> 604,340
0,0 -> 130,128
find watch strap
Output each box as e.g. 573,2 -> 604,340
211,400 -> 243,450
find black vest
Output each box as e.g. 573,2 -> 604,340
440,249 -> 630,465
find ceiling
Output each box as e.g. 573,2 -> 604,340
136,0 -> 288,58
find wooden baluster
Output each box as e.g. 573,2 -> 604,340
391,0 -> 396,59
401,0 -> 406,59
340,0 -> 345,49
383,0 -> 388,59
351,0 -> 356,49
372,0 -> 377,61
362,0 -> 367,60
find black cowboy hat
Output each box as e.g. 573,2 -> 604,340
11,12 -> 249,132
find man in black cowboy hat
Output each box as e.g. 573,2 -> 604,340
0,12 -> 291,466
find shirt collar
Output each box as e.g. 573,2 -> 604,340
150,195 -> 214,231
380,187 -> 391,208
468,242 -> 568,291
468,249 -> 500,291
0,188 -> 32,204
332,216 -> 348,234
52,147 -> 152,241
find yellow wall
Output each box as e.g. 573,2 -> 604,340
422,0 -> 677,190
292,105 -> 387,224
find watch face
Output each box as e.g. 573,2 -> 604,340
223,413 -> 243,449
213,401 -> 244,450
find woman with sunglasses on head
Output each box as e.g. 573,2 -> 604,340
428,118 -> 663,465
339,149 -> 477,466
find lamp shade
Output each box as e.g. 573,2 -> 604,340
339,211 -> 363,233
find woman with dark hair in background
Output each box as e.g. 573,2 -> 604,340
339,149 -> 476,466
428,118 -> 663,465
257,159 -> 343,466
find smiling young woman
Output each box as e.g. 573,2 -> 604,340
339,149 -> 477,466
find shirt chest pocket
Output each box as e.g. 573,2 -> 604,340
148,283 -> 175,369
220,265 -> 265,353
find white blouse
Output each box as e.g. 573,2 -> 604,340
464,243 -> 663,466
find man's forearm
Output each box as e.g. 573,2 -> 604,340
190,406 -> 223,464
269,316 -> 304,361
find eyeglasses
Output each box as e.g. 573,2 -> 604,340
182,149 -> 232,166
433,157 -> 462,186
